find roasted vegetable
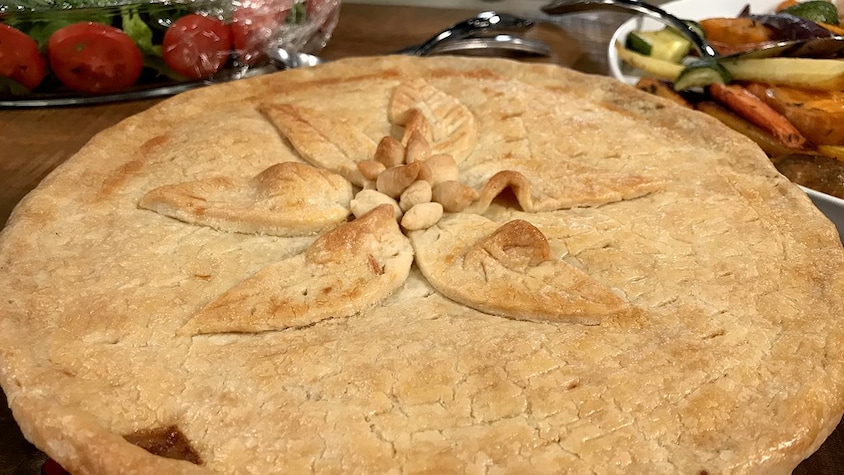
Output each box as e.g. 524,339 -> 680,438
618,43 -> 844,91
634,77 -> 692,107
780,1 -> 840,26
625,28 -> 692,62
700,17 -> 774,46
747,13 -> 834,40
721,58 -> 844,90
746,83 -> 844,146
776,0 -> 800,11
696,100 -> 801,156
618,1 -> 844,200
708,83 -> 809,149
674,58 -> 731,91
817,145 -> 844,161
614,42 -> 683,80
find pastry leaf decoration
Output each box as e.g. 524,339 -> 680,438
389,78 -> 479,164
467,170 -> 663,214
139,162 -> 353,237
142,78 -> 658,334
259,103 -> 376,187
410,214 -> 636,325
180,205 -> 413,334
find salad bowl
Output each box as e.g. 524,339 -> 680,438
0,0 -> 341,106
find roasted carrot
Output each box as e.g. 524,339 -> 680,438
818,22 -> 844,36
745,82 -> 844,146
708,83 -> 810,149
696,101 -> 799,156
776,0 -> 799,12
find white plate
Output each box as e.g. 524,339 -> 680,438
607,0 -> 844,241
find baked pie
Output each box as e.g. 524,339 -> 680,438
1,56 -> 843,474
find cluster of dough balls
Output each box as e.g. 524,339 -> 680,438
350,109 -> 478,231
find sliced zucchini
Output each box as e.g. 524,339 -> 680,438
626,31 -> 653,56
625,28 -> 692,62
614,42 -> 684,81
673,59 -> 732,91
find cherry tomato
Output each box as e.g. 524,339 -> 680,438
0,24 -> 46,90
232,0 -> 292,65
163,14 -> 232,80
47,22 -> 143,93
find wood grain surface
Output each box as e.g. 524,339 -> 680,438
0,3 -> 841,474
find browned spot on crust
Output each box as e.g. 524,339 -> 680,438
97,159 -> 145,201
402,109 -> 433,143
305,205 -> 395,265
123,426 -> 202,465
368,254 -> 384,275
465,220 -> 551,273
430,69 -> 499,81
139,134 -> 170,156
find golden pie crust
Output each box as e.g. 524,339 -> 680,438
1,56 -> 844,474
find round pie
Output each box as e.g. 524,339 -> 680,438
1,56 -> 844,474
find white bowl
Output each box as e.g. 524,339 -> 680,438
607,0 -> 782,84
803,187 -> 844,239
607,0 -> 844,241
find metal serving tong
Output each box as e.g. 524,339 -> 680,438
424,34 -> 552,58
395,11 -> 537,56
542,0 -> 716,57
270,11 -> 550,69
541,0 -> 844,60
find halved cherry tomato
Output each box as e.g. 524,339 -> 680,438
163,14 -> 232,80
48,22 -> 143,93
0,24 -> 46,90
232,0 -> 292,65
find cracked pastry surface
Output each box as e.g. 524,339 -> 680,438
1,56 -> 844,474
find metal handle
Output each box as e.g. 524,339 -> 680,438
428,35 -> 552,58
397,11 -> 536,56
541,0 -> 718,58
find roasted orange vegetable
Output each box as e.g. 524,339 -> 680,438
700,18 -> 774,45
696,101 -> 801,156
776,0 -> 800,12
709,83 -> 809,149
746,83 -> 844,146
818,21 -> 844,35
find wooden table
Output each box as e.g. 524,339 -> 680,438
0,3 -> 842,474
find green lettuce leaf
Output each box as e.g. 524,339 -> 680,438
120,6 -> 161,56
